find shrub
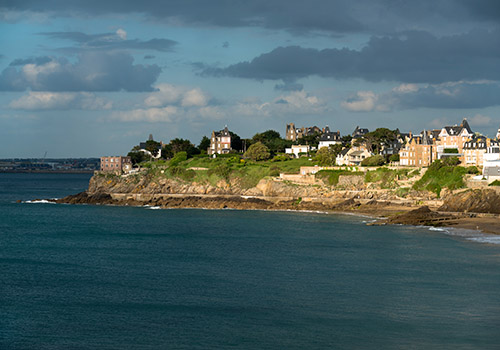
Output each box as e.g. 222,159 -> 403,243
268,165 -> 281,177
271,155 -> 289,162
314,146 -> 336,166
361,155 -> 386,166
489,180 -> 500,186
389,154 -> 400,162
208,163 -> 232,180
466,166 -> 480,175
169,151 -> 187,166
244,142 -> 271,161
168,166 -> 195,181
412,159 -> 467,197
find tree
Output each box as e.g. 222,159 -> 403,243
249,130 -> 291,154
341,135 -> 352,147
296,131 -> 321,148
244,142 -> 271,161
360,128 -> 397,154
389,154 -> 400,162
198,136 -> 211,153
145,140 -> 162,157
315,146 -> 337,166
230,131 -> 243,152
128,147 -> 150,164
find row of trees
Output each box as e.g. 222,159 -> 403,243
127,127 -> 403,165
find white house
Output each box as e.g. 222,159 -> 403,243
285,145 -> 311,158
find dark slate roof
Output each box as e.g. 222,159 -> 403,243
320,129 -> 341,141
338,148 -> 350,156
463,135 -> 487,149
352,126 -> 369,137
214,126 -> 230,137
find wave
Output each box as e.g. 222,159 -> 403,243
24,199 -> 57,204
441,228 -> 500,245
428,227 -> 448,232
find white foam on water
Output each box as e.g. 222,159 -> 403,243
24,199 -> 57,204
428,227 -> 448,232
144,205 -> 161,210
466,236 -> 500,244
440,227 -> 500,245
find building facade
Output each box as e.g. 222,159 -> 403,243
208,126 -> 232,155
285,123 -> 323,141
100,156 -> 132,173
318,126 -> 341,149
285,145 -> 311,158
399,131 -> 437,167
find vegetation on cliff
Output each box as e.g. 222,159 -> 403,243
412,158 -> 479,196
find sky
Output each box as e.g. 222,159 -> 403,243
1,0 -> 500,157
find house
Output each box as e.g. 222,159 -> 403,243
208,126 -> 232,155
336,146 -> 372,166
482,140 -> 500,178
380,131 -> 410,156
399,130 -> 437,167
336,148 -> 350,166
285,145 -> 312,158
352,126 -> 369,139
100,156 -> 132,174
435,118 -> 473,161
285,123 -> 322,141
463,135 -> 490,167
318,126 -> 341,149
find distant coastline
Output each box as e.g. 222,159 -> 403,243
1,170 -> 94,174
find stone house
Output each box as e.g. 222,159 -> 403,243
399,131 -> 437,167
208,126 -> 232,155
100,156 -> 132,174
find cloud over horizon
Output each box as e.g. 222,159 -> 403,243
203,29 -> 500,85
0,52 -> 161,92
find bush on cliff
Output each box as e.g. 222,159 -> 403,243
169,151 -> 188,166
314,146 -> 337,166
244,142 -> 271,161
361,155 -> 386,167
365,168 -> 411,189
412,159 -> 467,197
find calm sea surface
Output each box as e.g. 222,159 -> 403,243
1,173 -> 500,349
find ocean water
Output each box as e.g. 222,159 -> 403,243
1,173 -> 500,349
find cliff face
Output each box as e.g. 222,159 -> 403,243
86,172 -> 428,201
439,189 -> 500,214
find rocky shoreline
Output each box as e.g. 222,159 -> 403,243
40,173 -> 500,236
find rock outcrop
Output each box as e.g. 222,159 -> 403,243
439,189 -> 500,214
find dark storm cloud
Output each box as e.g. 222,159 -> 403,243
0,52 -> 161,92
392,82 -> 500,110
3,1 -> 500,34
1,0 -> 364,33
203,29 -> 500,84
40,31 -> 177,52
144,55 -> 155,59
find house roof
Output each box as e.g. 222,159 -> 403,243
352,126 -> 369,137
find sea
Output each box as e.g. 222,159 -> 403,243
1,173 -> 500,349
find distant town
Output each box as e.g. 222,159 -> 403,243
0,158 -> 100,173
100,118 -> 500,180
